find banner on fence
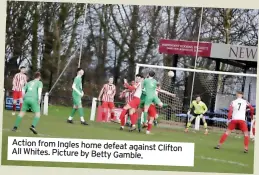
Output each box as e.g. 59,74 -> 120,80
5,96 -> 20,111
96,106 -> 123,122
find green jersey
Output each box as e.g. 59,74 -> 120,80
190,100 -> 208,114
143,78 -> 157,96
23,79 -> 43,101
72,76 -> 83,97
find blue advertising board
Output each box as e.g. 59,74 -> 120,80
5,96 -> 20,111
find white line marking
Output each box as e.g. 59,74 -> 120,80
198,156 -> 248,167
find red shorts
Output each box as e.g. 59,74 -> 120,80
148,104 -> 157,118
128,97 -> 140,109
13,91 -> 22,100
228,120 -> 248,132
102,102 -> 115,109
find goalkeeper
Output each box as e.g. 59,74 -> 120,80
185,95 -> 208,134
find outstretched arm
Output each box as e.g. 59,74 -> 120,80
157,89 -> 176,97
124,79 -> 139,91
124,83 -> 138,91
247,102 -> 255,119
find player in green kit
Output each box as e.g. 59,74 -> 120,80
185,95 -> 208,134
142,71 -> 167,127
137,84 -> 174,132
12,72 -> 43,134
67,68 -> 88,125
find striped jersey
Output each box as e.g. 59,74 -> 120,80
125,91 -> 134,103
120,90 -> 134,103
102,84 -> 116,102
133,82 -> 142,98
12,73 -> 27,91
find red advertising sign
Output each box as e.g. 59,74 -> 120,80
96,106 -> 123,122
159,39 -> 212,57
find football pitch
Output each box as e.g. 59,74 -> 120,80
1,106 -> 254,174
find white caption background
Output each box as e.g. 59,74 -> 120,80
8,136 -> 194,167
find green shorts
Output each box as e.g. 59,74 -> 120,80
22,98 -> 40,113
73,96 -> 82,106
139,100 -> 145,109
139,93 -> 146,109
144,95 -> 161,106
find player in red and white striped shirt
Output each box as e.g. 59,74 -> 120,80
119,74 -> 144,131
12,66 -> 27,115
98,77 -> 116,122
119,81 -> 135,126
215,91 -> 254,153
119,81 -> 135,103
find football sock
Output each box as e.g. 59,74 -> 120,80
13,104 -> 16,111
110,112 -> 115,120
244,135 -> 249,150
32,116 -> 40,127
69,108 -> 77,119
78,108 -> 84,117
137,118 -> 141,130
119,109 -> 127,126
143,112 -> 148,123
147,123 -> 152,131
186,122 -> 191,128
219,133 -> 228,145
80,117 -> 85,122
130,113 -> 138,125
204,122 -> 208,129
20,103 -> 23,110
14,115 -> 22,127
252,127 -> 255,136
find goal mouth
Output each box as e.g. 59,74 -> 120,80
134,63 -> 257,133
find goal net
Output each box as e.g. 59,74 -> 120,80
135,64 -> 257,134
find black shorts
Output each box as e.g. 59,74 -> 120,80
192,113 -> 202,117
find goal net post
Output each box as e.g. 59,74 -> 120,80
136,63 -> 257,133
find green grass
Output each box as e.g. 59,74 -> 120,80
1,105 -> 254,174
